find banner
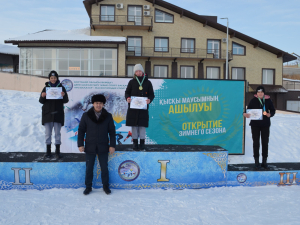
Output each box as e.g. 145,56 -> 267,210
61,77 -> 245,154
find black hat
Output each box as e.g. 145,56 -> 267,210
92,94 -> 106,104
48,70 -> 59,79
256,85 -> 265,93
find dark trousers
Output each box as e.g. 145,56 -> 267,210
251,126 -> 270,158
85,152 -> 109,188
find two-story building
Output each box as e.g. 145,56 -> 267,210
5,0 -> 297,107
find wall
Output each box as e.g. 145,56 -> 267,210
0,72 -> 47,92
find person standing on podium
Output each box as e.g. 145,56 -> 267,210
125,64 -> 155,150
77,94 -> 116,195
243,86 -> 276,170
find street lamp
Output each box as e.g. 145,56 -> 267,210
221,17 -> 229,79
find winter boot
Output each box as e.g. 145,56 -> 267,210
254,157 -> 260,170
83,187 -> 92,195
44,145 -> 52,158
133,139 -> 138,150
261,157 -> 269,170
55,144 -> 62,159
139,139 -> 146,151
103,185 -> 111,195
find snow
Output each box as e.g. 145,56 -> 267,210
1,89 -> 300,164
0,44 -> 19,55
1,89 -> 300,224
5,28 -> 126,43
0,186 -> 300,224
283,78 -> 300,82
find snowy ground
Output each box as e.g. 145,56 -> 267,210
1,186 -> 300,225
1,89 -> 299,164
1,89 -> 300,225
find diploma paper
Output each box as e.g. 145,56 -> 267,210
46,87 -> 63,99
246,109 -> 263,120
130,97 -> 147,110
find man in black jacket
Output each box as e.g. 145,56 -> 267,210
243,86 -> 276,169
77,94 -> 116,195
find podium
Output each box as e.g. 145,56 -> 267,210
0,145 -> 227,190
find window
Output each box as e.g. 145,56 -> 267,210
155,9 -> 173,23
181,39 -> 195,53
207,40 -> 220,58
154,65 -> 168,78
262,69 -> 274,85
207,67 -> 220,79
232,68 -> 245,80
127,65 -> 134,77
19,48 -> 117,76
127,37 -> 142,56
232,42 -> 245,55
128,6 -> 142,25
155,37 -> 169,52
100,5 -> 115,21
181,66 -> 194,78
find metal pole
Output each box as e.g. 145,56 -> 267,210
221,17 -> 229,79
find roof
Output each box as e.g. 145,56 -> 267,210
249,84 -> 288,93
83,0 -> 296,63
0,44 -> 19,55
4,28 -> 126,44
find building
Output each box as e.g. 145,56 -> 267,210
281,78 -> 300,112
4,0 -> 297,107
0,44 -> 19,72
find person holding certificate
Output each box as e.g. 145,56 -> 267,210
125,64 -> 155,150
39,70 -> 69,159
243,86 -> 275,169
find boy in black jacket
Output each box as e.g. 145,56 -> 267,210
243,86 -> 276,169
39,70 -> 69,159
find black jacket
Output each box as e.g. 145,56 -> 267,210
77,107 -> 116,154
247,96 -> 276,127
39,82 -> 69,126
125,75 -> 155,127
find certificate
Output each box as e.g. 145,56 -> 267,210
246,109 -> 263,120
46,87 -> 63,99
130,96 -> 147,110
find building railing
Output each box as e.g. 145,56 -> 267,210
283,81 -> 300,90
126,47 -> 233,59
91,15 -> 153,27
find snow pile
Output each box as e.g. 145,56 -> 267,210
0,89 -> 300,164
5,28 -> 126,43
0,44 -> 19,55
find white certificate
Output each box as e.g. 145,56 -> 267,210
46,87 -> 63,99
130,96 -> 147,110
247,109 -> 263,120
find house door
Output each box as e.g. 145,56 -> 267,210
207,40 -> 220,58
128,6 -> 142,25
128,37 -> 142,56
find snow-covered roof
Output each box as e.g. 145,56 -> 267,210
5,28 -> 126,43
0,44 -> 19,55
283,78 -> 300,83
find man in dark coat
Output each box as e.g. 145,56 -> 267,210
125,64 -> 155,150
39,70 -> 69,159
243,85 -> 276,169
78,94 -> 116,195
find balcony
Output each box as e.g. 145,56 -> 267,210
91,15 -> 153,31
126,47 -> 233,60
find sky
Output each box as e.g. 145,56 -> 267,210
1,0 -> 300,58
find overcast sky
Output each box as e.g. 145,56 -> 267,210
1,0 -> 299,58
